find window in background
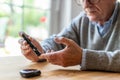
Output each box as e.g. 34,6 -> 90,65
0,0 -> 50,57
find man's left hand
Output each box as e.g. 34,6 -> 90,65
41,37 -> 82,67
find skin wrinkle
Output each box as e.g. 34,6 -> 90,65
83,0 -> 116,25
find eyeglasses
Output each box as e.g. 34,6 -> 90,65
76,0 -> 100,5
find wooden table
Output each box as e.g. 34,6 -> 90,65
0,56 -> 120,80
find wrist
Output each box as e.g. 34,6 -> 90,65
37,55 -> 46,62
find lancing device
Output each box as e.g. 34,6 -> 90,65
20,69 -> 41,78
19,32 -> 41,56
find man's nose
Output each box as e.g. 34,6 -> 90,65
82,0 -> 92,8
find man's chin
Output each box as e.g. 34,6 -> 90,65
88,16 -> 98,22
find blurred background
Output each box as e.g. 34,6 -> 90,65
0,0 -> 82,57
1,0 -> 119,57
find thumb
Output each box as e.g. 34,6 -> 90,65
40,52 -> 59,61
40,53 -> 54,60
54,37 -> 71,47
40,54 -> 47,59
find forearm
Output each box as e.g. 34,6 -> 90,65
81,49 -> 120,72
40,22 -> 80,52
40,35 -> 64,52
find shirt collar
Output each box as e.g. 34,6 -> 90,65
92,1 -> 119,27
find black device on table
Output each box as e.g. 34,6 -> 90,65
20,69 -> 41,78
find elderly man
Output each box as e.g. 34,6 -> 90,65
19,0 -> 120,72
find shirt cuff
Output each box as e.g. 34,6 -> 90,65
80,49 -> 87,70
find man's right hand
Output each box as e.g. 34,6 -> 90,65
18,34 -> 44,62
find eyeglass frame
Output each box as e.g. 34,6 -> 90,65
75,0 -> 100,6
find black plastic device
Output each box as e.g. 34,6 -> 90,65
19,31 -> 46,62
19,32 -> 41,56
20,69 -> 41,78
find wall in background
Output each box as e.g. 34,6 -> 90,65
49,0 -> 82,35
71,0 -> 83,19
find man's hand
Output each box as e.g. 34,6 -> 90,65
41,37 -> 82,67
18,34 -> 44,62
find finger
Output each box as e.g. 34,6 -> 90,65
29,37 -> 41,48
54,37 -> 72,47
46,50 -> 54,53
46,50 -> 51,53
40,51 -> 59,60
29,36 -> 44,53
21,47 -> 31,55
21,48 -> 39,61
19,31 -> 29,37
40,52 -> 62,65
19,39 -> 28,47
19,32 -> 31,44
51,49 -> 54,52
18,38 -> 24,44
21,44 -> 30,50
40,54 -> 50,60
28,36 -> 36,43
23,48 -> 36,57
